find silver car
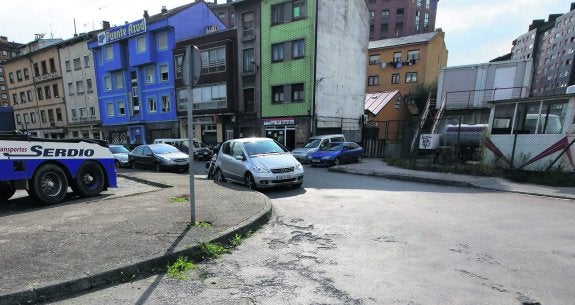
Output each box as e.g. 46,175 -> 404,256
214,138 -> 304,190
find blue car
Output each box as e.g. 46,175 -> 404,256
308,142 -> 364,166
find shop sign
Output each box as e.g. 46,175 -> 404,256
263,118 -> 295,126
98,19 -> 147,46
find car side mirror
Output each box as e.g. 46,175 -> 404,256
234,155 -> 246,161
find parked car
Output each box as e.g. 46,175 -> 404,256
214,137 -> 304,190
128,143 -> 189,172
308,141 -> 363,166
108,144 -> 130,168
194,146 -> 213,161
291,134 -> 346,163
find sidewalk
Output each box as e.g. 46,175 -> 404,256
0,172 -> 272,305
329,158 -> 575,200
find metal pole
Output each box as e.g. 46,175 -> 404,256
185,45 -> 196,225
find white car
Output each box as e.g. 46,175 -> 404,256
214,138 -> 304,190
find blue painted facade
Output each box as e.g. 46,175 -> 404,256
89,2 -> 226,145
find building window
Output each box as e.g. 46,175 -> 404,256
16,114 -> 21,124
425,0 -> 430,9
71,108 -> 77,119
30,113 -> 37,124
382,9 -> 389,17
16,70 -> 22,82
243,88 -> 255,112
272,85 -> 285,103
23,68 -> 29,80
160,64 -> 169,82
56,108 -> 62,121
53,84 -> 59,97
86,79 -> 93,92
396,22 -> 403,34
381,23 -> 388,34
65,60 -> 71,71
114,72 -> 123,89
368,75 -> 379,86
79,107 -> 87,119
40,110 -> 46,123
272,43 -> 284,62
145,66 -> 155,84
291,83 -> 304,101
242,12 -> 254,37
175,54 -> 183,79
191,83 -> 227,110
424,12 -> 429,30
137,36 -> 146,52
292,39 -> 305,59
107,103 -> 114,116
23,113 -> 28,124
201,47 -> 226,74
27,90 -> 33,101
415,11 -> 420,32
161,95 -> 170,112
33,63 -> 40,76
12,93 -> 17,104
417,0 -> 422,6
272,0 -> 306,24
157,32 -> 168,50
37,87 -> 43,100
407,49 -> 420,60
118,101 -> 125,116
84,55 -> 90,67
41,61 -> 48,74
243,48 -> 255,73
44,86 -> 51,99
148,97 -> 157,112
405,72 -> 417,83
393,52 -> 402,62
395,95 -> 402,109
369,11 -> 375,20
104,75 -> 112,91
105,45 -> 113,60
76,81 -> 85,94
177,88 -> 187,111
396,8 -> 404,16
8,72 -> 13,84
73,57 -> 81,70
369,55 -> 381,65
68,82 -> 74,95
20,92 -> 26,103
391,73 -> 400,84
49,58 -> 56,73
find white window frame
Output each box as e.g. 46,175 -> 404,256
157,32 -> 168,50
137,36 -> 146,53
148,96 -> 157,112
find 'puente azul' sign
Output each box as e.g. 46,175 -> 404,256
97,19 -> 147,46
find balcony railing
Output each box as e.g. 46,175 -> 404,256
444,86 -> 528,109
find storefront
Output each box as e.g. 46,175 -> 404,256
263,117 -> 296,150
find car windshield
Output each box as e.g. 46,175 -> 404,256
151,145 -> 182,154
304,139 -> 321,148
109,146 -> 130,154
321,143 -> 343,151
244,140 -> 287,156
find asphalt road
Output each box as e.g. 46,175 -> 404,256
48,166 -> 575,305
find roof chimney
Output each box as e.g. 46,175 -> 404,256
0,36 -> 8,43
102,21 -> 110,30
161,6 -> 168,14
144,10 -> 149,19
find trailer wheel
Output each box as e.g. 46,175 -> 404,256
74,161 -> 105,198
0,182 -> 16,203
30,164 -> 69,204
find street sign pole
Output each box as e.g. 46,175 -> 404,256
183,45 -> 202,225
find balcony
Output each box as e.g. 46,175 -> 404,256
443,87 -> 528,110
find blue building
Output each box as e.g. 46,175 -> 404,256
89,2 -> 226,145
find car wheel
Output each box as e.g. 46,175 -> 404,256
130,161 -> 137,169
154,163 -> 162,172
245,173 -> 257,190
74,161 -> 106,198
29,164 -> 68,205
356,155 -> 362,163
215,168 -> 226,182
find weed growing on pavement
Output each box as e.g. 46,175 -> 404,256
229,234 -> 242,247
200,242 -> 229,259
245,229 -> 253,238
170,195 -> 189,203
167,256 -> 196,280
118,271 -> 136,282
195,221 -> 212,228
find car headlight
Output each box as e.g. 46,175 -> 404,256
322,156 -> 333,160
295,162 -> 302,170
251,166 -> 269,173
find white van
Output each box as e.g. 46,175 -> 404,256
153,138 -> 205,154
291,134 -> 346,163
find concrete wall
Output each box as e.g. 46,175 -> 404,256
315,0 -> 369,130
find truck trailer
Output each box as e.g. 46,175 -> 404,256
0,131 -> 117,204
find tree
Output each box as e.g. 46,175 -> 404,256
404,81 -> 438,115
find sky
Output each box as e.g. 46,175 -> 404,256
1,0 -> 572,67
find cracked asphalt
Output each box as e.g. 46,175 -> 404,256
47,166 -> 575,305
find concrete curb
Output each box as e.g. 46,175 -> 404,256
0,188 -> 272,305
